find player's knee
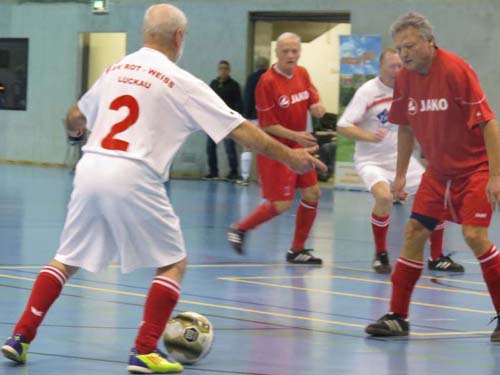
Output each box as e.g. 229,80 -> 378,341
272,200 -> 293,213
462,226 -> 488,250
404,219 -> 429,241
302,186 -> 321,202
375,191 -> 393,209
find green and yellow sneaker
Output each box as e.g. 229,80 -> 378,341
127,347 -> 183,374
1,333 -> 29,364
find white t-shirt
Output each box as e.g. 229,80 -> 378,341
79,47 -> 244,180
337,77 -> 398,165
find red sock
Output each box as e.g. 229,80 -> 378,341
390,257 -> 424,319
430,221 -> 445,260
14,265 -> 68,342
371,213 -> 390,255
135,276 -> 180,354
237,201 -> 280,231
291,200 -> 318,251
477,245 -> 500,312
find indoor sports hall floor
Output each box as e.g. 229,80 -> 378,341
1,163 -> 500,375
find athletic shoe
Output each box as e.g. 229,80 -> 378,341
202,173 -> 220,180
365,313 -> 409,337
428,254 -> 465,272
127,347 -> 183,374
1,333 -> 29,364
227,225 -> 246,255
286,249 -> 322,265
490,314 -> 500,342
373,252 -> 392,274
235,178 -> 249,186
224,172 -> 239,182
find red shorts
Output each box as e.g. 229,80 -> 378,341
257,154 -> 318,201
412,171 -> 492,227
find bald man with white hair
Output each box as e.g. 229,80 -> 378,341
1,4 -> 325,374
228,32 -> 326,264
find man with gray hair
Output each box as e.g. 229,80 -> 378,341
337,47 -> 463,275
365,12 -> 500,340
1,4 -> 326,373
228,32 -> 326,264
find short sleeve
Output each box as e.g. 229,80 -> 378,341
337,87 -> 369,128
183,79 -> 245,143
78,74 -> 105,131
448,63 -> 495,128
301,67 -> 320,105
255,76 -> 279,127
388,74 -> 408,126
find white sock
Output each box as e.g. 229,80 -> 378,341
240,151 -> 252,180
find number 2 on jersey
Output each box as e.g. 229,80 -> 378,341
101,95 -> 139,151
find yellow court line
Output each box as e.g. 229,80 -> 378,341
219,278 -> 493,315
0,273 -> 491,338
0,263 -> 487,287
333,265 -> 487,286
220,274 -> 489,297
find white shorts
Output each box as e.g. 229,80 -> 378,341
355,156 -> 425,195
55,153 -> 186,273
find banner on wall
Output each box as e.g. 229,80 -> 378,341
334,35 -> 382,190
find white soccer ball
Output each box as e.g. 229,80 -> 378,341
163,311 -> 214,364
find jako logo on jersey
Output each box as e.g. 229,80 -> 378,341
408,97 -> 448,115
278,95 -> 290,108
419,98 -> 448,112
408,98 -> 418,115
291,90 -> 310,104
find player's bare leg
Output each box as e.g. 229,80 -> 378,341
370,181 -> 393,273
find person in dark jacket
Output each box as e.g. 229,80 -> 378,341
205,60 -> 243,180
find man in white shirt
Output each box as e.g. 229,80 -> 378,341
1,4 -> 325,374
337,48 -> 464,275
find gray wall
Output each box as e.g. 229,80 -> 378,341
1,0 -> 499,176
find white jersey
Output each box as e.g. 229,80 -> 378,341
337,77 -> 398,165
79,47 -> 244,180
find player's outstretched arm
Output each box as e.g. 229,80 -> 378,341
263,124 -> 317,148
229,120 -> 326,174
65,104 -> 87,139
337,125 -> 387,143
482,119 -> 500,209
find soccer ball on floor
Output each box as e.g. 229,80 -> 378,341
163,311 -> 214,364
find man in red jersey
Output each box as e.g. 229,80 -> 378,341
365,12 -> 500,340
228,32 -> 326,264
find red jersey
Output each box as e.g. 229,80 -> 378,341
255,65 -> 320,147
389,48 -> 495,179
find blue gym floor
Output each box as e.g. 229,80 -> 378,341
1,163 -> 500,374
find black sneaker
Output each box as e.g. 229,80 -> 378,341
225,172 -> 240,181
202,173 -> 220,180
365,313 -> 409,337
490,314 -> 500,342
227,225 -> 246,255
286,249 -> 322,265
373,252 -> 392,274
428,254 -> 465,272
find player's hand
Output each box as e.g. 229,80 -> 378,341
67,128 -> 86,145
310,103 -> 326,118
391,175 -> 408,201
371,128 -> 387,143
294,131 -> 318,148
288,148 -> 327,174
486,174 -> 500,210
